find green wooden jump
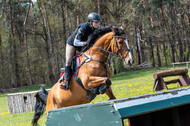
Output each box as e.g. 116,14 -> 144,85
46,87 -> 190,126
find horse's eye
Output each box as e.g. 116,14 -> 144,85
119,41 -> 122,44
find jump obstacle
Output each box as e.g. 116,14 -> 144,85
46,86 -> 190,126
153,68 -> 190,91
7,89 -> 50,113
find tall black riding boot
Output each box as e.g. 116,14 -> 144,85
60,66 -> 71,90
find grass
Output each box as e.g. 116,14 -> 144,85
0,67 -> 189,126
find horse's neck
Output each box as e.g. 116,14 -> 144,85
84,32 -> 113,62
94,32 -> 113,49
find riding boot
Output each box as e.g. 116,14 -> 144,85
60,66 -> 71,90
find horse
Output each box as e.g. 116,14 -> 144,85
32,26 -> 133,126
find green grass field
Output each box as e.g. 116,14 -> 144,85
0,67 -> 189,126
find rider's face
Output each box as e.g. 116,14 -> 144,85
91,21 -> 100,29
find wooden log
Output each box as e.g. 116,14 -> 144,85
165,79 -> 182,87
165,79 -> 180,85
153,68 -> 188,80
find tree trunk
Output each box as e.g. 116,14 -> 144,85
37,0 -> 55,83
23,4 -> 33,85
163,43 -> 168,66
139,28 -> 146,62
9,0 -> 20,87
51,0 -> 64,79
149,37 -> 155,67
61,0 -> 66,67
160,6 -> 176,63
65,3 -> 72,36
171,3 -> 185,62
135,25 -> 141,65
156,43 -> 161,67
0,35 -> 3,77
97,0 -> 101,14
4,19 -> 15,87
43,1 -> 57,82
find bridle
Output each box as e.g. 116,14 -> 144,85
75,34 -> 131,76
92,35 -> 131,63
113,35 -> 131,60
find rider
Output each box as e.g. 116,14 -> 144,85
60,12 -> 102,90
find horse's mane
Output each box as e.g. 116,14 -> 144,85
87,26 -> 112,45
82,26 -> 125,52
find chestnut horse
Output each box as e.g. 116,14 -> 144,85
32,26 -> 133,126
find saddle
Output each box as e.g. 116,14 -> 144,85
59,56 -> 80,83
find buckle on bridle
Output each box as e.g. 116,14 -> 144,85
85,55 -> 92,63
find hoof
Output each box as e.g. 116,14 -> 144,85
90,87 -> 100,95
109,97 -> 116,100
99,84 -> 108,94
105,79 -> 112,86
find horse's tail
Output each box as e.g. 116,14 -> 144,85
32,87 -> 49,126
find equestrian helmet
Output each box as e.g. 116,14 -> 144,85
87,12 -> 102,22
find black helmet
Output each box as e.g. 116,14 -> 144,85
87,12 -> 102,22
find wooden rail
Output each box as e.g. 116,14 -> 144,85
172,61 -> 190,69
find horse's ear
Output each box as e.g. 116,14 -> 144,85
120,26 -> 124,30
112,27 -> 118,34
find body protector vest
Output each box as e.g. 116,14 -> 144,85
66,22 -> 95,47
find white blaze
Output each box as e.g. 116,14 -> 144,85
125,38 -> 133,64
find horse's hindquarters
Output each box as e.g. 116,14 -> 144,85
46,81 -> 89,112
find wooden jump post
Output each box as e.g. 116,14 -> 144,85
153,68 -> 190,91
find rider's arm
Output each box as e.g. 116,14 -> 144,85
73,27 -> 87,47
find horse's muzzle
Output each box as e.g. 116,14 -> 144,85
124,59 -> 133,66
128,60 -> 134,66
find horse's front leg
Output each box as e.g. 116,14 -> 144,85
106,86 -> 116,100
84,76 -> 109,89
82,76 -> 112,94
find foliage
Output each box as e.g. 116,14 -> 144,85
0,0 -> 189,88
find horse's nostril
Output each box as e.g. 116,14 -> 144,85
128,60 -> 131,65
128,60 -> 133,66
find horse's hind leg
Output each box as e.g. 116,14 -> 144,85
46,89 -> 59,113
106,86 -> 116,100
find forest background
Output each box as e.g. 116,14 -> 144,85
0,0 -> 189,89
